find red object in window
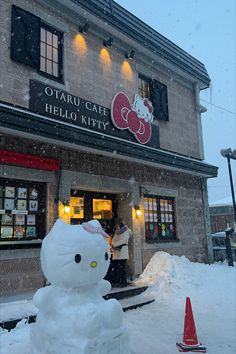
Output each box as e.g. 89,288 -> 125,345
0,150 -> 60,171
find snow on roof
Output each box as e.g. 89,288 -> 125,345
210,196 -> 233,206
211,232 -> 226,237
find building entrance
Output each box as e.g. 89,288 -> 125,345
68,190 -> 118,235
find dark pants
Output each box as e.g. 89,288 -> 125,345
105,258 -> 127,287
112,259 -> 127,286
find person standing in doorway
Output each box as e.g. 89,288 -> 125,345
111,218 -> 131,287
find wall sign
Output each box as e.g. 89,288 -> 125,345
29,80 -> 159,149
111,92 -> 154,144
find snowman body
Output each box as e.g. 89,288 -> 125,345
30,219 -> 130,354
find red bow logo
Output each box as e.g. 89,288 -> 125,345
111,92 -> 153,144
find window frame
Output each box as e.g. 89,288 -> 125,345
138,74 -> 152,100
138,73 -> 169,121
144,194 -> 178,243
38,22 -> 63,82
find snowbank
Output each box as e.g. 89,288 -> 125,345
1,252 -> 235,354
135,251 -> 236,313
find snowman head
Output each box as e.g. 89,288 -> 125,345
41,219 -> 110,289
132,94 -> 154,123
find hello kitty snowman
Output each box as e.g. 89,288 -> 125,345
30,219 -> 130,354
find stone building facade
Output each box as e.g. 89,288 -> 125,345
0,0 -> 217,295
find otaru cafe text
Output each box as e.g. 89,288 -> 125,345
29,80 -> 160,148
29,80 -> 110,132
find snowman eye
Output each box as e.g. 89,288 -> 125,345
105,252 -> 109,261
74,254 -> 81,263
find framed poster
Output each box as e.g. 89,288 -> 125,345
1,214 -> 13,225
29,200 -> 38,211
15,214 -> 25,225
1,227 -> 13,238
29,188 -> 38,199
5,186 -> 15,198
4,199 -> 14,210
14,226 -> 25,238
18,188 -> 27,199
17,199 -> 27,211
27,214 -> 36,225
26,226 -> 36,237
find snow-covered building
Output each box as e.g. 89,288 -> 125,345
210,197 -> 235,233
0,0 -> 218,295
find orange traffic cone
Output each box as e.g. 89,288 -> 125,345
176,297 -> 207,353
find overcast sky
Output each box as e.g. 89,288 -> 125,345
115,0 -> 236,204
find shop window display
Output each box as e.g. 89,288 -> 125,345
144,195 -> 177,242
0,179 -> 46,241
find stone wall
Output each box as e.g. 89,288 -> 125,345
0,0 -> 202,159
0,248 -> 45,296
0,0 -> 211,295
0,135 -> 210,276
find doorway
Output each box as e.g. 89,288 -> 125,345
69,190 -> 118,235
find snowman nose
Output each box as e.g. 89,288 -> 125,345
90,261 -> 97,268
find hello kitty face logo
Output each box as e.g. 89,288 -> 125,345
41,219 -> 110,288
132,95 -> 154,123
111,92 -> 155,144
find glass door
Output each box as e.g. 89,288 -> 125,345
67,190 -> 117,235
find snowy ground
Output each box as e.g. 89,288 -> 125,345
1,252 -> 236,354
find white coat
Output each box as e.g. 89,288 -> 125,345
112,228 -> 131,260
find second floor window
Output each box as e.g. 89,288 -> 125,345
40,25 -> 63,80
138,76 -> 151,100
138,74 -> 169,121
11,5 -> 63,81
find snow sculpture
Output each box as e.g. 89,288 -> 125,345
30,219 -> 130,354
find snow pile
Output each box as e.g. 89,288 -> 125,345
0,300 -> 37,323
0,252 -> 235,354
136,251 -> 236,311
